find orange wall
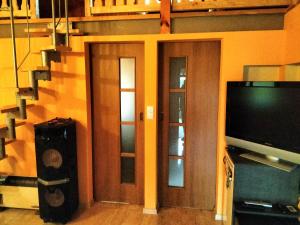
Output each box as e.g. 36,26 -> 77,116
284,3 -> 300,64
0,30 -> 285,212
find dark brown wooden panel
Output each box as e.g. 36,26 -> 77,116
158,41 -> 220,209
91,43 -> 144,204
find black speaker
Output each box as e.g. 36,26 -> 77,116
35,118 -> 78,224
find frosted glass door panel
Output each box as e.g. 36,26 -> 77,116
169,93 -> 185,123
121,125 -> 135,153
120,58 -> 135,89
170,57 -> 187,89
168,159 -> 184,187
169,126 -> 185,156
121,157 -> 135,184
121,92 -> 135,121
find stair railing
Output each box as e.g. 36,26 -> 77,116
9,0 -> 18,88
17,0 -> 31,71
51,0 -> 70,47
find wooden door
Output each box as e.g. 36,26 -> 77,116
91,43 -> 144,204
158,41 -> 220,209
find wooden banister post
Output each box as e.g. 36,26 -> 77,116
127,0 -> 135,6
21,0 -> 28,10
160,0 -> 171,34
94,0 -> 101,7
30,0 -> 36,18
1,0 -> 8,8
12,0 -> 18,10
85,0 -> 91,16
116,0 -> 124,6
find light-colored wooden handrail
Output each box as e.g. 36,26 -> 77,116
91,0 -> 161,14
172,0 -> 292,11
90,0 -> 291,15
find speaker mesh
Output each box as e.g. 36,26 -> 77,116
45,188 -> 65,207
42,149 -> 63,169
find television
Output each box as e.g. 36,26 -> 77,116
226,81 -> 300,167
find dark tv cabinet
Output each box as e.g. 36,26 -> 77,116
223,148 -> 300,225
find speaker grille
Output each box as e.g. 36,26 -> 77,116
42,149 -> 63,169
44,188 -> 65,207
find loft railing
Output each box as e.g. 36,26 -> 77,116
0,0 -> 35,18
90,0 -> 161,14
89,0 -> 292,15
172,0 -> 292,12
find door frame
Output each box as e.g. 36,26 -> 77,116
83,38 -> 223,212
157,40 -> 221,209
87,41 -> 145,204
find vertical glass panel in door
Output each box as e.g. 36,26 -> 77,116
121,157 -> 135,184
121,92 -> 135,121
169,93 -> 185,123
170,57 -> 187,89
168,159 -> 184,187
169,126 -> 184,156
121,125 -> 135,153
120,58 -> 135,89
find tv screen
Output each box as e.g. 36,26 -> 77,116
226,82 -> 300,156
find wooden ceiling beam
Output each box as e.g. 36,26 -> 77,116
160,0 -> 171,34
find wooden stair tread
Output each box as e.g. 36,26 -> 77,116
36,66 -> 50,71
40,45 -> 72,52
0,122 -> 26,130
5,140 -> 15,145
25,28 -> 82,36
0,125 -> 8,131
21,66 -> 49,72
0,155 -> 8,160
17,87 -> 34,96
0,104 -> 34,114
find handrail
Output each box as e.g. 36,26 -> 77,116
17,0 -> 31,71
91,0 -> 161,14
51,0 -> 70,47
65,0 -> 69,47
89,0 -> 292,15
51,0 -> 57,46
9,0 -> 19,88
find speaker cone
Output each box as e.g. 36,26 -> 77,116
42,148 -> 63,169
44,188 -> 65,207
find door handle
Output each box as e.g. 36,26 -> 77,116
139,112 -> 144,121
159,112 -> 164,121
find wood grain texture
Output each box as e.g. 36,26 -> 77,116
0,203 -> 222,225
172,0 -> 291,11
91,43 -> 144,204
158,41 -> 220,209
160,0 -> 171,34
0,186 -> 39,209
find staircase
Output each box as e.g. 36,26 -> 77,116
0,0 -> 72,161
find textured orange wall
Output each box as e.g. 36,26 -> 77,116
284,4 -> 300,64
0,30 -> 285,211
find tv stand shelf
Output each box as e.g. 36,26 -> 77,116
234,202 -> 300,219
223,148 -> 300,225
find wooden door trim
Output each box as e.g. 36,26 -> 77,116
158,41 -> 220,209
91,43 -> 145,204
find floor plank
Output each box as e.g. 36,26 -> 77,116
0,203 -> 222,225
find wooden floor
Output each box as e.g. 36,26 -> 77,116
0,203 -> 222,225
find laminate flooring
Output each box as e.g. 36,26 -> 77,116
0,203 -> 222,225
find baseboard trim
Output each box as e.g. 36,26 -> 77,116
215,214 -> 224,221
143,208 -> 158,215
